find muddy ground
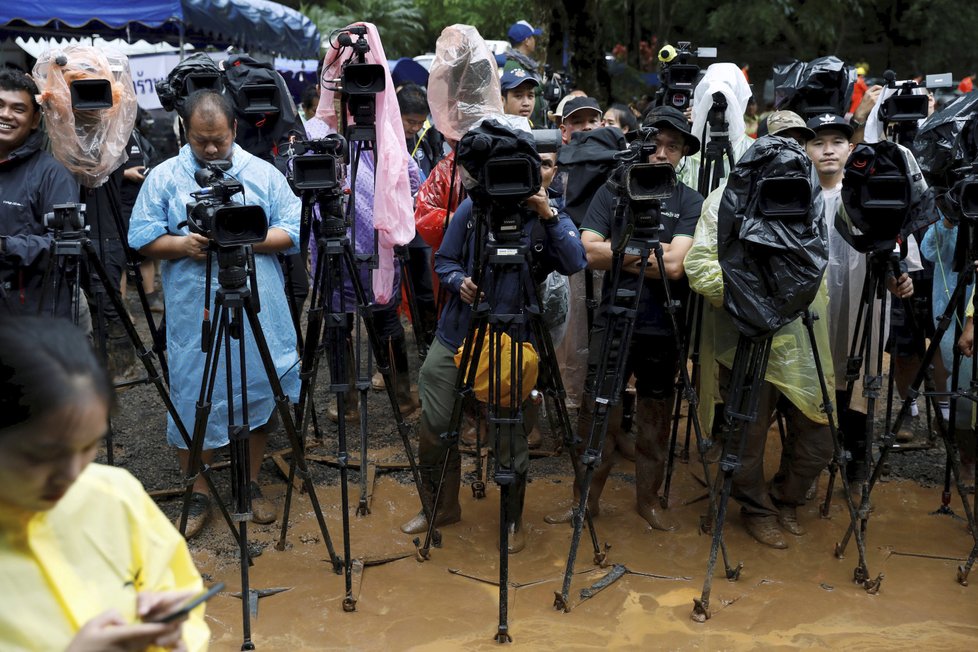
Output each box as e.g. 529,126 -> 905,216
102,295 -> 977,650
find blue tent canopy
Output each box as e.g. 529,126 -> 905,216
0,0 -> 321,59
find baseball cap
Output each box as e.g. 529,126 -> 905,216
766,110 -> 816,141
500,68 -> 540,92
508,20 -> 543,45
562,96 -> 602,121
642,106 -> 701,155
806,113 -> 854,139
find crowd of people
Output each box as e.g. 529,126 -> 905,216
1,16 -> 977,649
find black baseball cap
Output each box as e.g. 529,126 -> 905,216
562,96 -> 602,120
642,106 -> 701,155
806,113 -> 854,139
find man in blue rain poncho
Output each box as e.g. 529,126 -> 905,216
129,90 -> 300,538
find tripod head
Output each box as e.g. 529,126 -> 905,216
43,203 -> 89,240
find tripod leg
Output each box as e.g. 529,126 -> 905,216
241,294 -> 342,573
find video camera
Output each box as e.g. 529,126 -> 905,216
541,65 -> 575,119
774,56 -> 856,119
329,25 -> 386,142
286,135 -> 347,194
457,120 -> 545,242
878,71 -> 951,124
156,53 -> 225,116
608,127 -> 676,245
184,161 -> 268,248
655,41 -> 716,111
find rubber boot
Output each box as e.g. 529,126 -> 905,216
544,393 -> 617,524
400,460 -> 462,534
634,397 -> 678,531
390,336 -> 421,418
502,474 -> 527,553
327,339 -> 358,422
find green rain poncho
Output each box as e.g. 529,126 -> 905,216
685,184 -> 836,433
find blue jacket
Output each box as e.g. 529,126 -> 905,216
434,197 -> 586,351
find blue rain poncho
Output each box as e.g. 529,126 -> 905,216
129,144 -> 301,449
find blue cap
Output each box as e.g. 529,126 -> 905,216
508,20 -> 543,45
500,68 -> 540,92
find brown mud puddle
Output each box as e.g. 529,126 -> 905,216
194,455 -> 977,650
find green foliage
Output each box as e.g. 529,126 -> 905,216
300,0 -> 426,58
413,0 -> 535,51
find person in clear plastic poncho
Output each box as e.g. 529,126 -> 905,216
685,116 -> 836,550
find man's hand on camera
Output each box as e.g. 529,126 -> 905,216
460,276 -> 481,305
853,85 -> 883,124
886,272 -> 913,299
525,188 -> 556,223
182,233 -> 210,261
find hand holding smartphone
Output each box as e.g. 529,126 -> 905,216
144,582 -> 224,623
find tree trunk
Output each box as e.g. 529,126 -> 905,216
563,0 -> 610,104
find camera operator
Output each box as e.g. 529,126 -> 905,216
128,90 -> 301,538
805,113 -> 914,496
686,112 -> 836,548
546,107 -> 703,532
0,69 -> 79,318
400,131 -> 586,553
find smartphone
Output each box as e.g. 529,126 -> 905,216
149,582 -> 224,623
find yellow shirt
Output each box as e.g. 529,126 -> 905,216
0,464 -> 209,651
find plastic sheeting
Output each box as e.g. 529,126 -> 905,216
556,126 -> 626,226
315,22 -> 414,304
155,52 -> 222,116
773,56 -> 856,117
911,90 -> 978,186
427,24 -> 503,143
686,184 -> 835,433
33,45 -> 137,188
838,140 -> 935,252
716,135 -> 827,339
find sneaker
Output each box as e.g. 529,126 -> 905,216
250,482 -> 278,524
177,492 -> 212,539
910,399 -> 919,418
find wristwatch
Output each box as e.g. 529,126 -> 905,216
541,206 -> 559,224
850,117 -> 865,129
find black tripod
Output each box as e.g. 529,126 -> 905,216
420,201 -> 576,642
184,243 -> 340,649
829,234 -> 978,586
690,308 -> 862,618
555,188 -> 724,612
290,182 -> 432,612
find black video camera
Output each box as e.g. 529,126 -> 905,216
331,25 -> 386,141
286,135 -> 347,194
774,56 -> 856,119
878,71 -> 952,125
655,42 -> 716,111
43,203 -> 88,233
457,120 -> 544,242
609,127 -> 676,244
184,161 -> 268,248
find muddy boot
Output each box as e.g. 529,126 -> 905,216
327,339 -> 358,422
502,475 -> 527,554
400,462 -> 462,534
744,514 -> 788,549
544,393 -> 613,524
634,397 -> 677,531
390,336 -> 420,418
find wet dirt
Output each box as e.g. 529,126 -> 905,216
188,445 -> 976,651
104,294 -> 977,650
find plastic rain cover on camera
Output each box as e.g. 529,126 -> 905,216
911,90 -> 978,185
33,45 -> 136,188
315,23 -> 414,304
717,134 -> 827,340
839,140 -> 935,253
455,118 -> 541,201
685,183 -> 834,435
557,126 -> 626,226
427,24 -> 503,143
773,56 -> 856,115
154,52 -> 222,117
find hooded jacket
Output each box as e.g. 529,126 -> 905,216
0,129 -> 80,316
